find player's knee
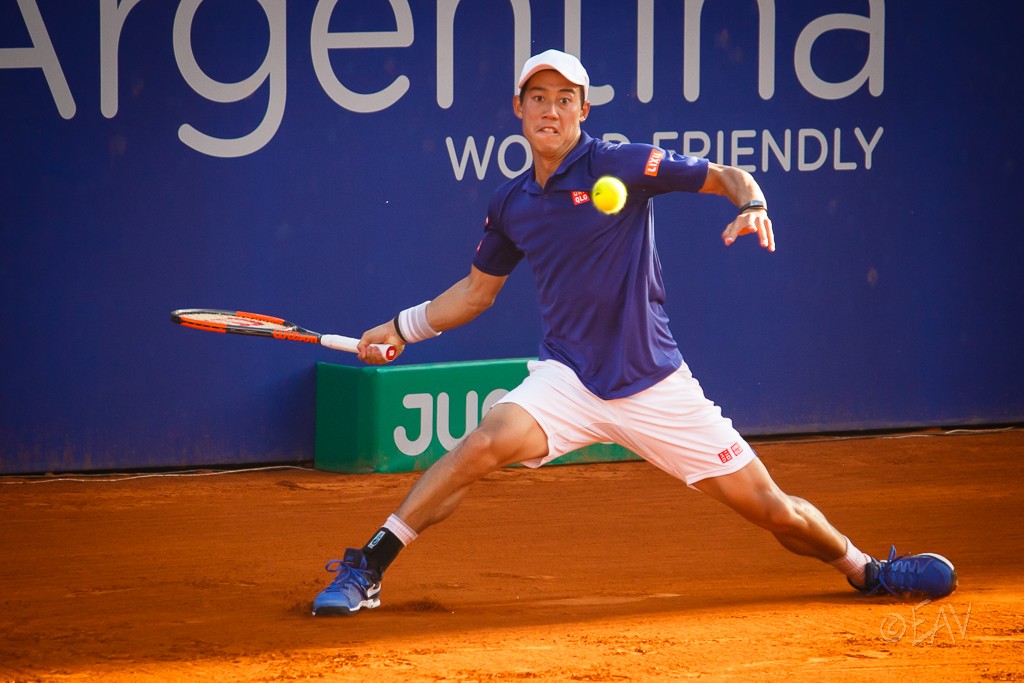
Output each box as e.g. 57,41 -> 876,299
756,494 -> 805,534
456,428 -> 510,474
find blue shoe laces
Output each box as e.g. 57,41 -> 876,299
321,559 -> 377,595
875,545 -> 928,596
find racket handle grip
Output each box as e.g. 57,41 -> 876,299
368,343 -> 398,362
320,335 -> 397,362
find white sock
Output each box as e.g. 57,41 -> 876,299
383,513 -> 418,546
828,538 -> 872,586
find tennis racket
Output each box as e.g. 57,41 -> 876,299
170,309 -> 397,362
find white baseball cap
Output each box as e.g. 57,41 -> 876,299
516,49 -> 590,101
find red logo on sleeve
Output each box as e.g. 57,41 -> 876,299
645,148 -> 664,176
571,191 -> 591,205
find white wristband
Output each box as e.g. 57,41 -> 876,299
396,300 -> 440,343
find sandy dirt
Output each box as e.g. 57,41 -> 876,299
0,430 -> 1021,682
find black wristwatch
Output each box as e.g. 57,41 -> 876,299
738,199 -> 767,214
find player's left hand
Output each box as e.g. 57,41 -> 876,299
722,210 -> 775,252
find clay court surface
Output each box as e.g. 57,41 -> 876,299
1,430 -> 1021,682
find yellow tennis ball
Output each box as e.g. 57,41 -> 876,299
592,176 -> 627,215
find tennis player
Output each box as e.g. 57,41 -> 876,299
312,50 -> 956,615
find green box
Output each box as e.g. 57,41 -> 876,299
315,358 -> 640,473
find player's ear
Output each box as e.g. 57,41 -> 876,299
513,94 -> 524,119
580,100 -> 590,121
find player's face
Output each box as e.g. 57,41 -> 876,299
514,70 -> 590,164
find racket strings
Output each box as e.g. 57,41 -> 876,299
180,312 -> 293,332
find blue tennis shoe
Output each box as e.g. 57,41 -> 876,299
852,545 -> 958,600
312,548 -> 382,616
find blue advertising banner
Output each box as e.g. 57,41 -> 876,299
2,1 -> 1022,473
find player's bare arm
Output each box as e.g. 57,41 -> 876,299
425,266 -> 508,332
358,266 -> 507,364
700,162 -> 776,252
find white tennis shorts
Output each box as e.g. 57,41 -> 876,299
495,359 -> 755,487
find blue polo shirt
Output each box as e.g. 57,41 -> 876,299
473,131 -> 709,399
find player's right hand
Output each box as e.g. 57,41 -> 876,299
357,321 -> 405,365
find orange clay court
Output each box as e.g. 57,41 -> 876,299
0,429 -> 1021,682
